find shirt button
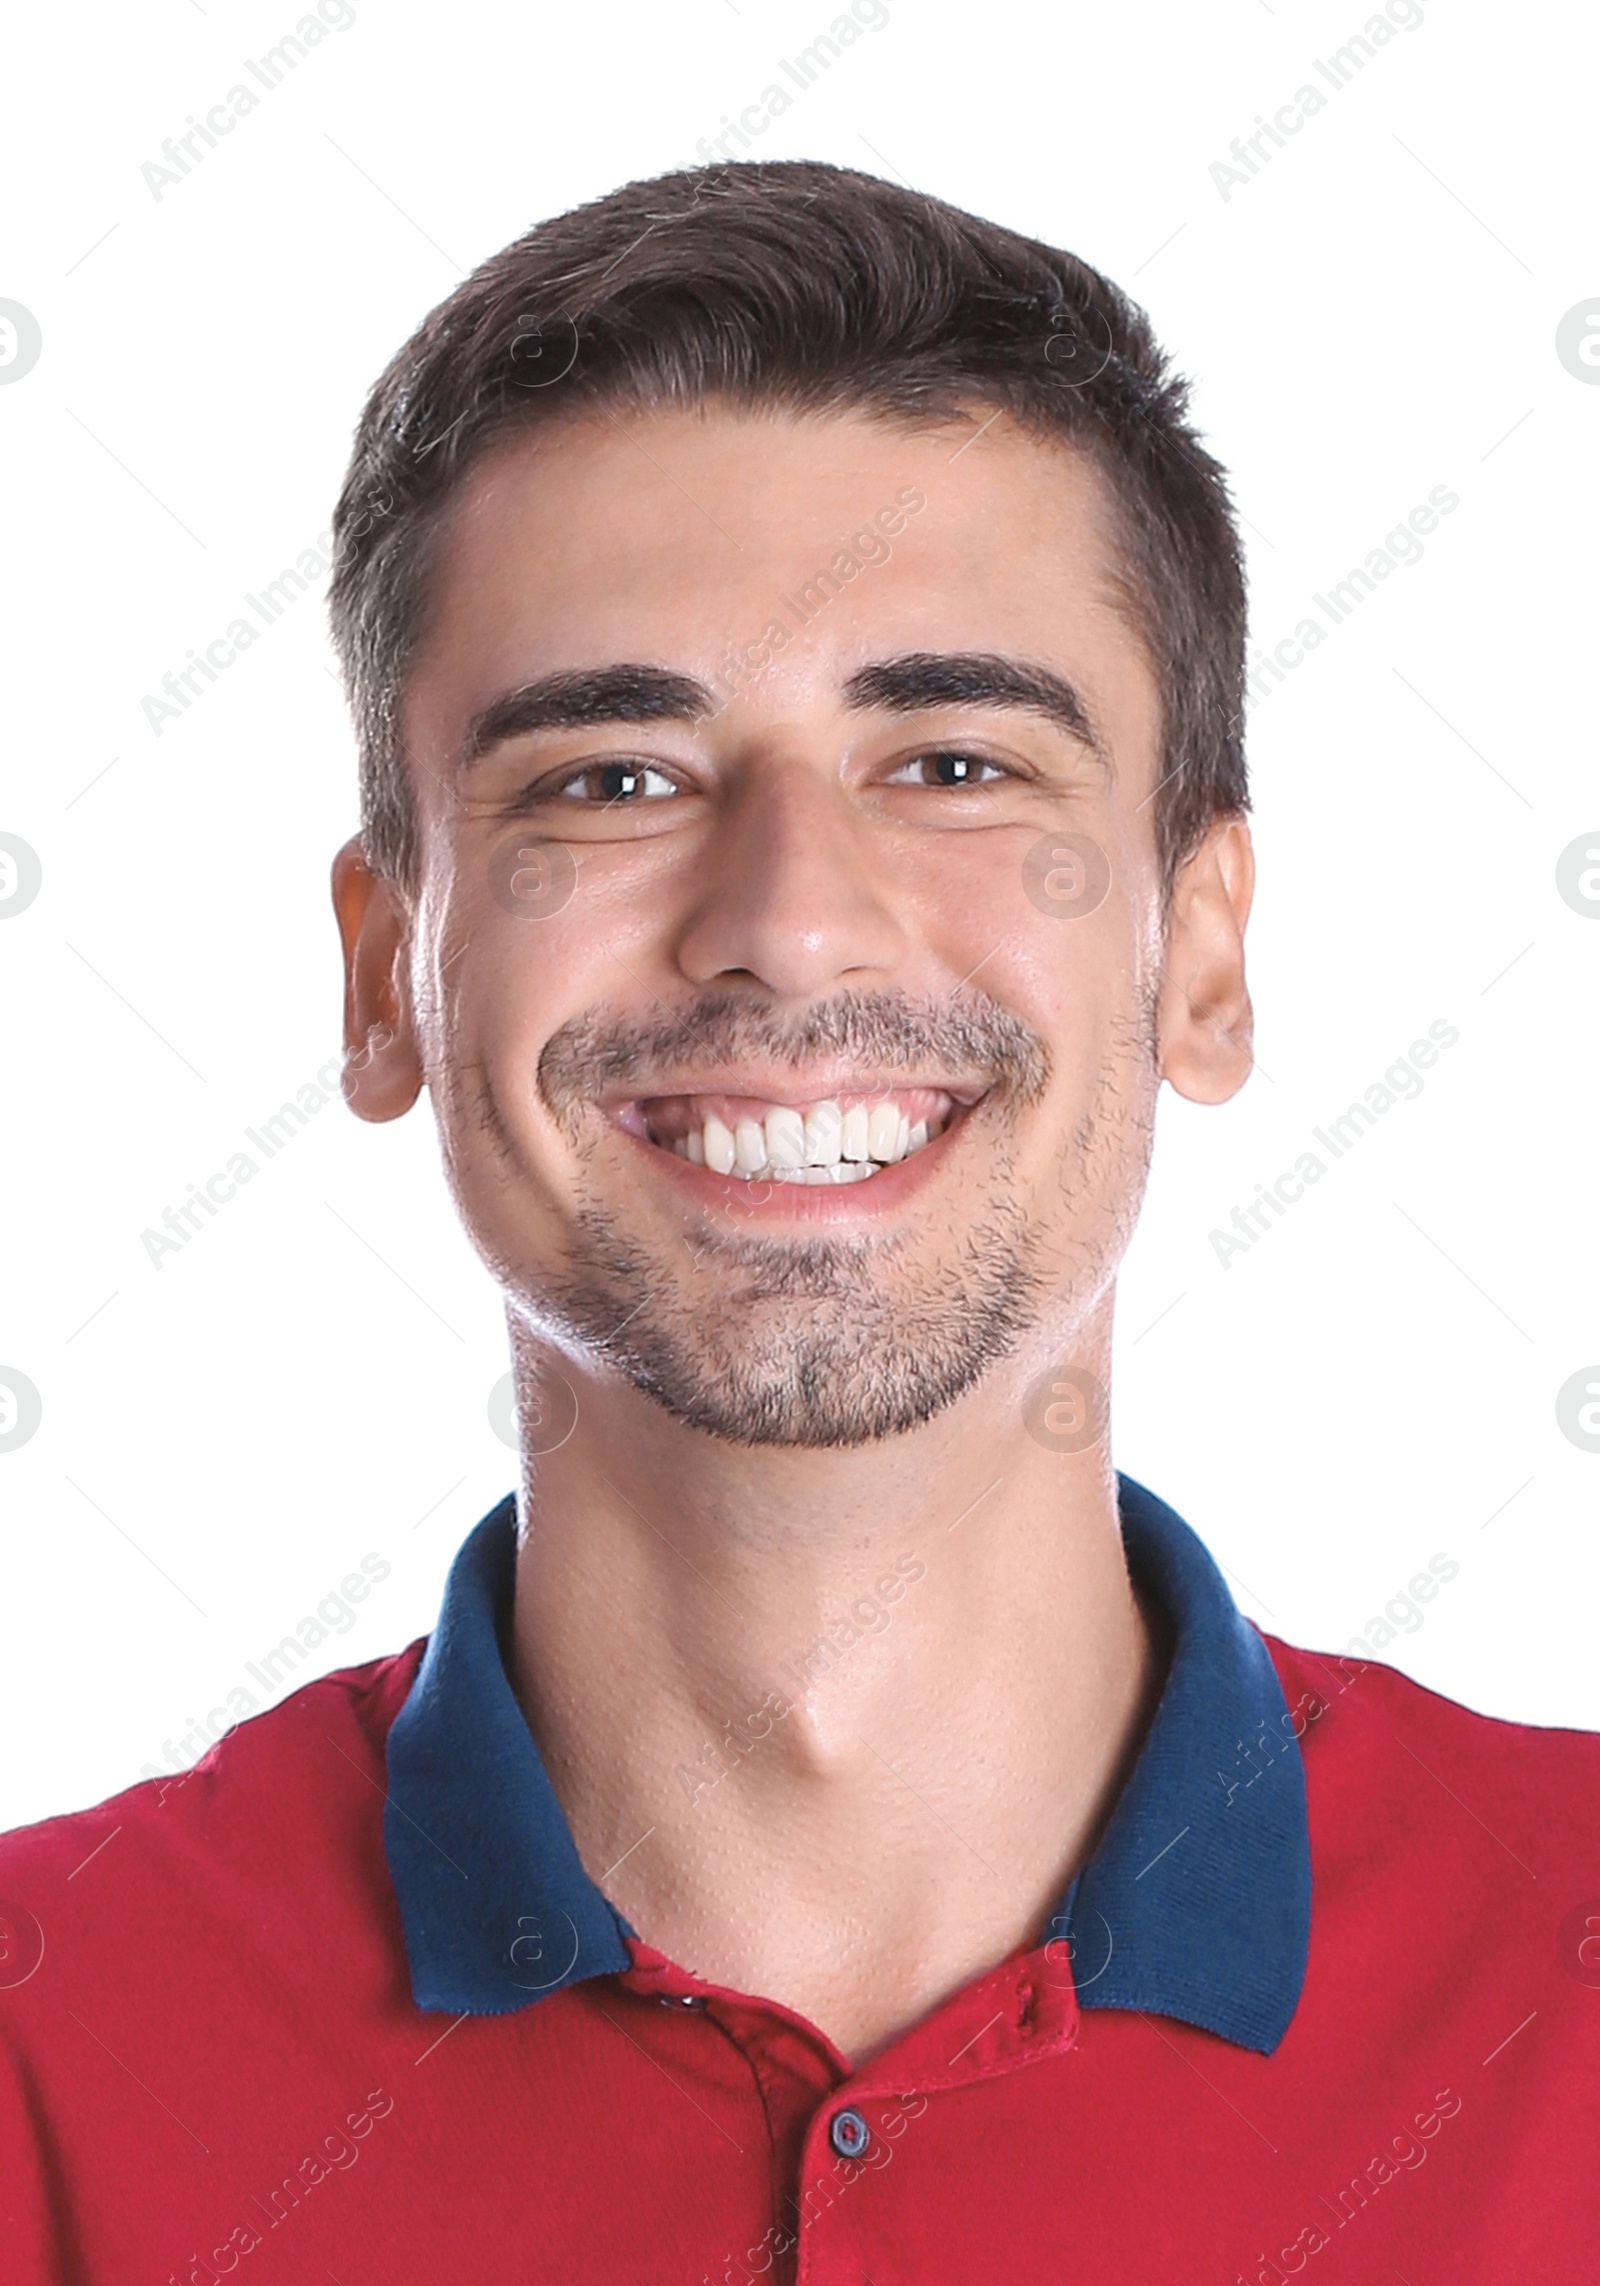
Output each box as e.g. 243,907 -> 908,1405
659,1993 -> 707,2008
829,2106 -> 870,2159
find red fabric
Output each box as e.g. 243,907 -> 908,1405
1,1636 -> 1596,2284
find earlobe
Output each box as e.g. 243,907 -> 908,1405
1156,815 -> 1256,1107
330,837 -> 425,1121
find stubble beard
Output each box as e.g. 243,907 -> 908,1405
539,1154 -> 1049,1448
501,988 -> 1155,1450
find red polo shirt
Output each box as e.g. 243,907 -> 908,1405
1,1475 -> 1596,2283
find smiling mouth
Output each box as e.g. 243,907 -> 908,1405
608,1087 -> 974,1185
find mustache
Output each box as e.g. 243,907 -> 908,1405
538,988 -> 1053,1119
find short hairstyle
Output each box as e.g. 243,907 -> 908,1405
328,159 -> 1247,896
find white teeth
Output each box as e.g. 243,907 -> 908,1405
868,1101 -> 902,1162
664,1096 -> 953,1180
703,1113 -> 737,1175
803,1100 -> 843,1166
764,1105 -> 806,1170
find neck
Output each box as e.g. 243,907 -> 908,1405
506,1316 -> 1169,2061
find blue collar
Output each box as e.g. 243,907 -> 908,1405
384,1474 -> 1310,2052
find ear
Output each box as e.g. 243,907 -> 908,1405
330,837 -> 425,1121
1156,814 -> 1256,1105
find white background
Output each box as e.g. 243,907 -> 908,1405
2,0 -> 1595,1832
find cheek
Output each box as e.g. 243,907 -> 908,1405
885,832 -> 1156,1185
897,828 -> 1130,1004
421,842 -> 586,1050
1004,888 -> 1152,1091
414,895 -> 593,1189
1003,897 -> 1160,1230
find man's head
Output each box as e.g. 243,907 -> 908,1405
328,161 -> 1256,1449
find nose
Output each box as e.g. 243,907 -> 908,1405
673,750 -> 908,999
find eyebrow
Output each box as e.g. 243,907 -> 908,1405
460,664 -> 715,768
841,651 -> 1108,765
458,650 -> 1108,771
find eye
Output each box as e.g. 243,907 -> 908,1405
885,749 -> 1009,789
553,760 -> 680,804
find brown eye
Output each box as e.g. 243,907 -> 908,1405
887,750 -> 1006,788
556,762 -> 678,804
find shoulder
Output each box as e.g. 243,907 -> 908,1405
1264,1630 -> 1600,1874
0,1645 -> 430,2274
0,1639 -> 426,1904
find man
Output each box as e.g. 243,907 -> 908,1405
1,160 -> 1594,2284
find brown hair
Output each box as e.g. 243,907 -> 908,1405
328,158 -> 1247,894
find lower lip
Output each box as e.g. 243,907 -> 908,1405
616,1113 -> 970,1219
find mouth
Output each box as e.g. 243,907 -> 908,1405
604,1082 -> 982,1188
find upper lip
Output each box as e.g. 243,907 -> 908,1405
597,1072 -> 993,1110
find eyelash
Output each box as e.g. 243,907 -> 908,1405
884,749 -> 1011,789
513,747 -> 1017,809
552,761 -> 678,805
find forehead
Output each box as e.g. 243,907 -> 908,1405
403,402 -> 1156,759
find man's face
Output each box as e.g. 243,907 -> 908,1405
344,405 -> 1249,1446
